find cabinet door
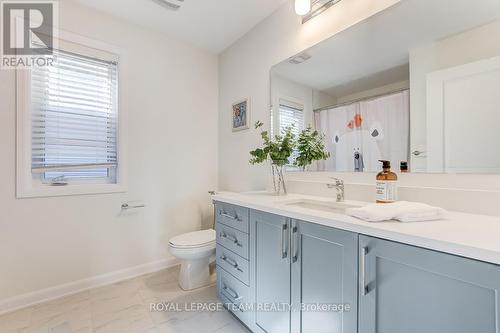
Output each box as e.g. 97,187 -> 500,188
291,220 -> 358,333
252,210 -> 291,333
359,235 -> 500,333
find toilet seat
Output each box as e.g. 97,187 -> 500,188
169,243 -> 215,254
169,229 -> 216,249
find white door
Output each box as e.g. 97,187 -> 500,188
427,56 -> 500,173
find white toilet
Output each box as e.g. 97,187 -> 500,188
169,229 -> 216,290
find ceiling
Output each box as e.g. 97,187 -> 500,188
273,0 -> 500,93
73,0 -> 288,54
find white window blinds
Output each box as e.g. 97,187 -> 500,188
279,102 -> 304,136
279,101 -> 304,167
30,47 -> 118,181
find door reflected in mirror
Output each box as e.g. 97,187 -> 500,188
270,0 -> 500,174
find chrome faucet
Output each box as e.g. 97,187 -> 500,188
327,177 -> 345,202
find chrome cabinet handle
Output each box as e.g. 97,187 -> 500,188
291,223 -> 299,263
412,150 -> 424,156
222,284 -> 243,302
221,211 -> 240,221
219,232 -> 242,247
281,223 -> 288,259
361,247 -> 368,296
220,255 -> 243,272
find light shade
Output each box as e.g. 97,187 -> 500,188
295,0 -> 311,15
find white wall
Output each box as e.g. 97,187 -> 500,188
336,80 -> 409,104
270,74 -> 338,132
0,0 -> 218,309
313,90 -> 338,110
218,0 -> 400,192
271,74 -> 314,135
410,20 -> 500,171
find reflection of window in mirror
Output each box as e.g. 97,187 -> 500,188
279,100 -> 304,136
279,100 -> 304,167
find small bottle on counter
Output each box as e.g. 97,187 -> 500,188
400,161 -> 409,173
376,160 -> 398,203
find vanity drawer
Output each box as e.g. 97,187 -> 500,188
216,244 -> 249,285
216,203 -> 249,233
217,266 -> 250,324
216,223 -> 249,259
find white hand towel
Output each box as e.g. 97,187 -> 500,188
346,201 -> 446,222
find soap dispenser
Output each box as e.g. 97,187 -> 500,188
376,160 -> 398,203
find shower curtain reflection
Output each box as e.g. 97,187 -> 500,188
314,90 -> 410,172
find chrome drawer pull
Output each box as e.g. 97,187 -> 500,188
219,232 -> 242,247
361,247 -> 369,296
281,223 -> 288,259
220,255 -> 243,272
291,224 -> 299,263
221,211 -> 240,221
222,284 -> 243,302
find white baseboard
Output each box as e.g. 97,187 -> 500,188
0,258 -> 179,316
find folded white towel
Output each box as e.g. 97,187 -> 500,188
346,201 -> 446,222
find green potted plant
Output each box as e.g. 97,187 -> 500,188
249,121 -> 295,195
295,126 -> 331,171
249,121 -> 330,195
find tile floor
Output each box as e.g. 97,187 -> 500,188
0,266 -> 250,333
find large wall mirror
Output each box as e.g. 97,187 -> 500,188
271,0 -> 500,173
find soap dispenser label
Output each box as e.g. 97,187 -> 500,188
376,181 -> 397,203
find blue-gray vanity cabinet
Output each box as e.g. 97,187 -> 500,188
217,201 -> 500,333
358,235 -> 500,333
252,210 -> 291,333
216,202 -> 249,233
251,210 -> 358,333
290,220 -> 358,333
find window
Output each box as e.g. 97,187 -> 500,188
279,100 -> 304,166
31,46 -> 118,184
279,102 -> 304,137
17,32 -> 124,198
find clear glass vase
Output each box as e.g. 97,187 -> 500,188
270,161 -> 287,196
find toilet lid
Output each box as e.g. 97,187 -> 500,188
169,229 -> 216,248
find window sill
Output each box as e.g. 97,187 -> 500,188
16,183 -> 127,199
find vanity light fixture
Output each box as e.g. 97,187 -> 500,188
301,0 -> 343,23
295,0 -> 312,16
152,0 -> 183,11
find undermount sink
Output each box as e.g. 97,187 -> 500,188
281,199 -> 361,214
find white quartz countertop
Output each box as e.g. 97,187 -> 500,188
212,191 -> 500,266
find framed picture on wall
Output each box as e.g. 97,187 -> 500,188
232,98 -> 250,132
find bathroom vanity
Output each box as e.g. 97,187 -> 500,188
215,4 -> 500,331
213,192 -> 500,333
